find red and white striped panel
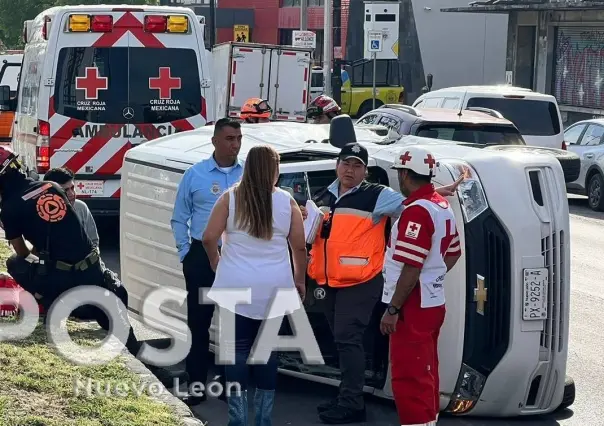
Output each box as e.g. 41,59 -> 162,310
228,47 -> 255,119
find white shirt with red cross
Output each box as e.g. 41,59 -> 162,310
382,190 -> 462,308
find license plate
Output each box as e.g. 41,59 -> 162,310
523,268 -> 548,321
75,180 -> 104,196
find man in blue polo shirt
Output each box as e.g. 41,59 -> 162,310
171,117 -> 244,405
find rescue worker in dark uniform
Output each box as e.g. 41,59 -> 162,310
0,147 -> 181,386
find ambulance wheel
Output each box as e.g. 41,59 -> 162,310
557,376 -> 575,411
587,173 -> 604,212
357,99 -> 383,117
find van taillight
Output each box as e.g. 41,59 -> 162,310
38,120 -> 50,136
36,146 -> 50,174
91,15 -> 113,32
562,141 -> 567,150
36,120 -> 50,174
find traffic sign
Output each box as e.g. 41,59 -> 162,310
367,30 -> 383,52
293,31 -> 316,49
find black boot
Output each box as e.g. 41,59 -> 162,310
318,405 -> 367,424
317,398 -> 338,414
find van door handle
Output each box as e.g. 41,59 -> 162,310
585,153 -> 595,159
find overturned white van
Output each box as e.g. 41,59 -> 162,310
119,117 -> 574,417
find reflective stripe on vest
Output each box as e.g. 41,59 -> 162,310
308,193 -> 387,288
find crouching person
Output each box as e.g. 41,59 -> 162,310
203,145 -> 307,425
0,147 -> 142,355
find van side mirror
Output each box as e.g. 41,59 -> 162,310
0,85 -> 14,111
329,114 -> 357,149
426,73 -> 433,91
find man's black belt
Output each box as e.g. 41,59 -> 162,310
53,249 -> 100,272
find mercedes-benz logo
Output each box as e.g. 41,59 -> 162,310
314,288 -> 326,300
122,107 -> 134,120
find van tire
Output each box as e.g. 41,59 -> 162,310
484,145 -> 580,183
556,376 -> 575,411
552,149 -> 581,183
587,173 -> 604,211
357,100 -> 383,117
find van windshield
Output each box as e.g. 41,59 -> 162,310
466,97 -> 560,136
53,47 -> 201,124
416,123 -> 525,146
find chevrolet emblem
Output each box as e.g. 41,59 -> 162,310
474,274 -> 487,315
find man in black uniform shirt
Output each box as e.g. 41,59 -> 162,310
0,147 -> 184,387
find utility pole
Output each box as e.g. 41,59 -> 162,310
300,0 -> 308,31
209,0 -> 216,49
323,0 -> 333,96
331,0 -> 342,105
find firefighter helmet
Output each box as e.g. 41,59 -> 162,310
240,98 -> 272,120
391,146 -> 439,177
306,95 -> 341,119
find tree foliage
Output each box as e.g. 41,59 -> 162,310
0,0 -> 158,49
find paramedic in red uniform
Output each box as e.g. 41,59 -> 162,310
380,146 -> 462,426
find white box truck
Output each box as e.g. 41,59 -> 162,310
212,42 -> 313,122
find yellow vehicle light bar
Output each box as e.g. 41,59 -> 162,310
69,15 -> 91,32
167,15 -> 188,33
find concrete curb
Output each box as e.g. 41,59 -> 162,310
122,350 -> 207,426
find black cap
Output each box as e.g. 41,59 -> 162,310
338,143 -> 368,166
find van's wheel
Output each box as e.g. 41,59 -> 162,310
356,100 -> 383,117
587,173 -> 604,211
556,376 -> 575,411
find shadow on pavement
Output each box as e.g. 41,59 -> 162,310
568,196 -> 604,220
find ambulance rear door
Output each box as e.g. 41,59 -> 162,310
49,8 -> 206,202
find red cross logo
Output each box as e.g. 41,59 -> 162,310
399,151 -> 412,165
149,67 -> 182,100
75,67 -> 108,100
424,154 -> 436,169
409,223 -> 419,232
77,182 -> 85,190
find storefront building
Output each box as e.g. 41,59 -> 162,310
188,0 -> 350,64
443,1 -> 604,127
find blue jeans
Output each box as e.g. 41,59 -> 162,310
224,314 -> 279,393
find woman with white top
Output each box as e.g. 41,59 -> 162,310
203,144 -> 307,426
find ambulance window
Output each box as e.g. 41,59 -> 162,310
54,47 -> 201,124
17,52 -> 40,116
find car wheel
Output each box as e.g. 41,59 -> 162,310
556,376 -> 575,411
357,100 -> 383,117
587,173 -> 604,211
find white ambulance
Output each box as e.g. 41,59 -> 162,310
6,5 -> 213,215
119,117 -> 574,417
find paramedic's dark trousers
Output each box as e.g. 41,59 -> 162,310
323,273 -> 383,410
5,253 -> 140,356
183,239 -> 225,388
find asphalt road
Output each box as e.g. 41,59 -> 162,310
96,194 -> 604,426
